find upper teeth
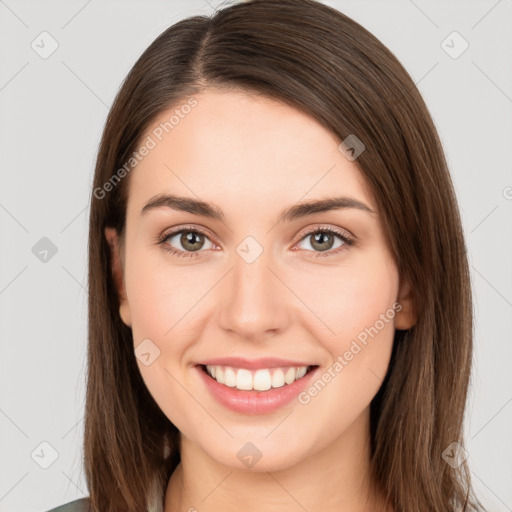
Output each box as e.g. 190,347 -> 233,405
205,365 -> 309,391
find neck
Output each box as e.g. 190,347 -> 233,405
164,408 -> 392,512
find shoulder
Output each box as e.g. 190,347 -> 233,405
44,497 -> 90,512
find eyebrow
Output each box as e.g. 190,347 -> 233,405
140,193 -> 376,223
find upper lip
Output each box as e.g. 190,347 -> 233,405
196,357 -> 315,370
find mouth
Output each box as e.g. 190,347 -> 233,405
196,361 -> 321,415
198,363 -> 319,392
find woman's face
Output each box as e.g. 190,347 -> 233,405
106,88 -> 415,471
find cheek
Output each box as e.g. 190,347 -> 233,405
291,250 -> 399,433
125,251 -> 207,432
288,248 -> 399,350
125,246 -> 207,344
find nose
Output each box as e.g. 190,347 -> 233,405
217,249 -> 290,341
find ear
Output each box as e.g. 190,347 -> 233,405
394,276 -> 416,330
105,227 -> 131,327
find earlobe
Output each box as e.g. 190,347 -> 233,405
394,277 -> 416,330
104,227 -> 132,327
119,302 -> 132,327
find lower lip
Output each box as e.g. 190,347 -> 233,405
196,365 -> 319,415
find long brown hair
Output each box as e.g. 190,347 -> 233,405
85,1 -> 484,510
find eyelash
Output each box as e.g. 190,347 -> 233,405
156,225 -> 356,259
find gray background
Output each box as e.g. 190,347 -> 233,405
0,0 -> 511,511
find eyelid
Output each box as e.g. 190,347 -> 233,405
159,224 -> 217,244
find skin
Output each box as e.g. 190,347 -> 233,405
105,88 -> 416,512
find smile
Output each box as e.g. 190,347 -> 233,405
196,363 -> 319,415
203,364 -> 313,391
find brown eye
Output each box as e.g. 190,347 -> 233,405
309,232 -> 336,252
295,227 -> 355,258
180,231 -> 205,251
159,228 -> 215,257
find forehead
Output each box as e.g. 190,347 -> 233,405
126,89 -> 375,217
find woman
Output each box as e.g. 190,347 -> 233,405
47,0 -> 484,510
